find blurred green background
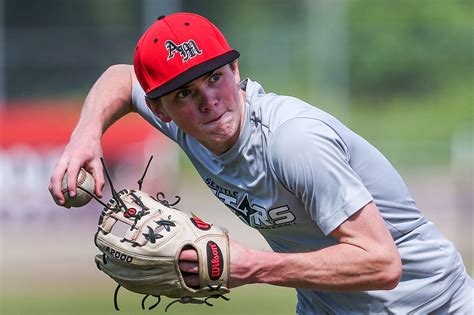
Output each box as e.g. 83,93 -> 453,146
1,0 -> 472,314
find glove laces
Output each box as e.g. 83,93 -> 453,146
112,284 -> 230,312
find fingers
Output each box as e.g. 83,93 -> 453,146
88,159 -> 105,198
48,157 -> 69,206
66,160 -> 81,198
48,137 -> 105,207
182,274 -> 200,288
178,261 -> 198,273
179,248 -> 199,288
179,248 -> 198,261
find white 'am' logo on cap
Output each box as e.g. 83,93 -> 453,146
165,39 -> 202,62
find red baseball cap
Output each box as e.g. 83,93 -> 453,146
134,12 -> 240,99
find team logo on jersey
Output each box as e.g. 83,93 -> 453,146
205,178 -> 296,229
165,39 -> 202,62
230,194 -> 296,228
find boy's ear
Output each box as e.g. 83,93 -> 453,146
145,98 -> 172,122
231,60 -> 241,84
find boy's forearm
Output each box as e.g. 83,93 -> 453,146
74,64 -> 137,139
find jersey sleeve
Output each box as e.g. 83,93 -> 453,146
268,118 -> 373,235
131,82 -> 179,140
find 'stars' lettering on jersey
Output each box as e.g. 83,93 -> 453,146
205,178 -> 296,229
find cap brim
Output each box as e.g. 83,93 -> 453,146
146,50 -> 240,99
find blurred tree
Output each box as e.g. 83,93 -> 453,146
348,0 -> 473,101
4,0 -> 141,100
3,0 -> 473,110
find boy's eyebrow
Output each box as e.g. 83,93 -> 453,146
176,70 -> 216,91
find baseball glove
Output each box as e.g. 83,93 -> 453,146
94,188 -> 230,311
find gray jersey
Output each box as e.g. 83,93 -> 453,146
132,79 -> 471,314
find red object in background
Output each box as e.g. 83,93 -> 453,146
0,101 -> 164,160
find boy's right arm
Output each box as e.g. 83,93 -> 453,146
48,64 -> 137,207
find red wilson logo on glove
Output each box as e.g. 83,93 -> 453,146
124,207 -> 137,218
206,241 -> 224,280
190,215 -> 211,230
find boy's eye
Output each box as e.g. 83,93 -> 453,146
210,73 -> 221,82
176,89 -> 191,98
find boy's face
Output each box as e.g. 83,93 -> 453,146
147,62 -> 245,155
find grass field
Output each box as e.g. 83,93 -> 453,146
0,215 -> 296,315
1,285 -> 296,315
1,165 -> 471,315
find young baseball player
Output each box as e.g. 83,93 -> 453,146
49,13 -> 473,314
